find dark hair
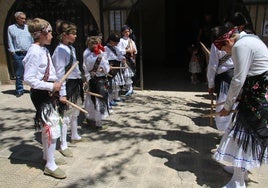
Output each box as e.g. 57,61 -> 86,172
121,25 -> 130,33
228,12 -> 248,26
56,20 -> 76,33
224,12 -> 255,34
108,33 -> 120,43
211,25 -> 233,42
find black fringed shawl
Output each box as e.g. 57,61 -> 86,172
232,71 -> 268,162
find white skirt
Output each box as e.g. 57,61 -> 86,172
123,66 -> 134,79
113,71 -> 125,86
215,82 -> 237,131
214,122 -> 268,170
189,61 -> 201,74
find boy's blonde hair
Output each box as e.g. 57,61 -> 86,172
27,18 -> 51,41
85,36 -> 99,51
55,20 -> 77,41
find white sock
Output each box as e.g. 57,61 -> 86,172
244,170 -> 249,182
129,85 -> 133,91
223,166 -> 234,174
71,116 -> 81,140
60,123 -> 68,150
45,137 -> 58,171
223,166 -> 249,181
222,167 -> 246,188
113,90 -> 119,100
42,129 -> 47,160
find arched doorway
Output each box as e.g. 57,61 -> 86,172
126,0 -> 252,91
126,0 -> 220,91
4,0 -> 98,79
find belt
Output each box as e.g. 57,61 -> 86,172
15,51 -> 27,55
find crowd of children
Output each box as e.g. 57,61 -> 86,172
22,17 -> 137,179
21,11 -> 268,188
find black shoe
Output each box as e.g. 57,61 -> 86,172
85,119 -> 96,126
110,101 -> 118,106
95,125 -> 108,131
114,98 -> 125,102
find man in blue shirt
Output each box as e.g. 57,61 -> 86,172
8,11 -> 33,97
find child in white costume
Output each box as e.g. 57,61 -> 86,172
83,36 -> 110,129
207,41 -> 235,132
117,25 -> 137,96
214,27 -> 268,188
23,18 -> 66,179
52,20 -> 86,158
207,33 -> 240,177
104,33 -> 126,105
83,38 -> 95,122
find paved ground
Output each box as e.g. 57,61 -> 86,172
0,82 -> 268,188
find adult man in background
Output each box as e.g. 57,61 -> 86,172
8,11 -> 33,97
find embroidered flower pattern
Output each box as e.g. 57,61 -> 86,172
265,92 -> 268,101
242,75 -> 268,123
252,83 -> 259,90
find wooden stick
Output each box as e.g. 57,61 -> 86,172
60,61 -> 79,84
212,99 -> 240,107
200,42 -> 210,56
201,110 -> 237,117
211,101 -> 225,107
110,66 -> 127,69
85,91 -> 103,98
210,94 -> 214,126
65,100 -> 88,114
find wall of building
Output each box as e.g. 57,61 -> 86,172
0,0 -> 13,84
0,0 -> 267,85
246,4 -> 268,44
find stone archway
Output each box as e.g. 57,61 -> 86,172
2,0 -> 99,81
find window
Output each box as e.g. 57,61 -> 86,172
109,10 -> 127,33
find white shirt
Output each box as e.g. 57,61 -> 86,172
117,37 -> 137,55
104,44 -> 125,61
23,44 -> 56,91
84,52 -> 110,78
207,43 -> 234,88
52,43 -> 81,97
83,48 -> 92,82
224,31 -> 268,110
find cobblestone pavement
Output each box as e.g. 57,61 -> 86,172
0,83 -> 267,188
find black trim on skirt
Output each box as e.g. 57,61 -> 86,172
58,79 -> 84,116
30,88 -> 54,130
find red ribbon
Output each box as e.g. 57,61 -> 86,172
98,44 -> 105,52
93,44 -> 105,55
213,28 -> 237,50
44,123 -> 51,147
